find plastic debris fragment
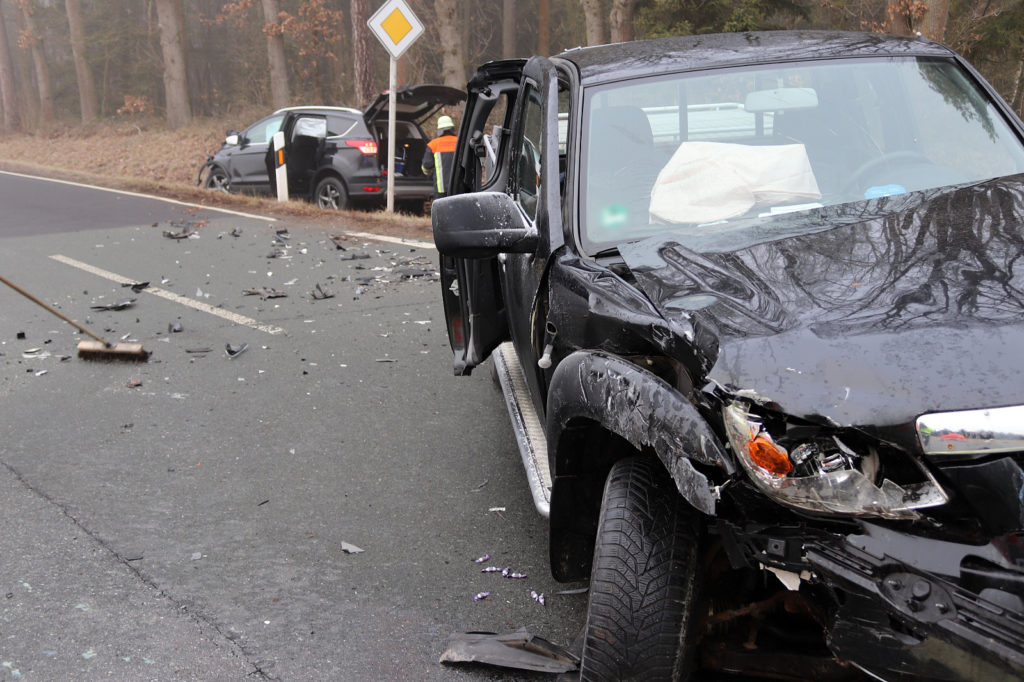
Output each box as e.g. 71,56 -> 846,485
90,299 -> 136,311
340,542 -> 364,554
474,554 -> 491,564
439,628 -> 578,673
243,287 -> 286,300
531,590 -> 546,606
225,343 -> 248,359
473,592 -> 491,602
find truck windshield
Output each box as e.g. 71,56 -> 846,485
580,57 -> 1024,254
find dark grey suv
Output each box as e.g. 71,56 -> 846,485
198,85 -> 465,210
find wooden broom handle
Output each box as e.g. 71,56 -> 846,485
0,274 -> 109,345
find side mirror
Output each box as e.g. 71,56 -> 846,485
224,132 -> 240,146
432,191 -> 538,258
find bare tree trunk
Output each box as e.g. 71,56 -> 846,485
17,0 -> 52,123
0,3 -> 19,131
580,0 -> 607,46
919,0 -> 951,41
66,0 -> 97,123
155,0 -> 190,129
538,0 -> 549,55
502,0 -> 516,58
351,0 -> 375,105
886,0 -> 913,35
261,0 -> 289,109
435,0 -> 465,88
1011,54 -> 1024,117
609,0 -> 638,43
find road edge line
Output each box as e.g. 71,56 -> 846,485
0,169 -> 276,222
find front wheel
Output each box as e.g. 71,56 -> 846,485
204,166 -> 230,193
315,176 -> 349,210
580,456 -> 705,681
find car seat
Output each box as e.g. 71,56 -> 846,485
586,106 -> 660,229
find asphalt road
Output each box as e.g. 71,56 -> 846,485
0,171 -> 588,680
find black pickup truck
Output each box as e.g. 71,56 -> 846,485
433,31 -> 1024,681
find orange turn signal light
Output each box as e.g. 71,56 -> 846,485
746,434 -> 793,477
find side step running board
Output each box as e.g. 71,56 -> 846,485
492,342 -> 552,517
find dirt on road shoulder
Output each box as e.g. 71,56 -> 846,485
0,119 -> 434,242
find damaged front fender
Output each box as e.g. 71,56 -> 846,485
546,350 -> 732,580
547,350 -> 733,515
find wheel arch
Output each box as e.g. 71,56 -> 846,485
312,168 -> 346,193
546,350 -> 733,581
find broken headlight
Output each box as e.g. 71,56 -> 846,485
722,401 -> 948,520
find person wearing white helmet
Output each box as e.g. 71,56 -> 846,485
422,115 -> 458,196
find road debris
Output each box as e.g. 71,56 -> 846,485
186,347 -> 212,354
439,628 -> 579,673
531,590 -> 546,606
310,282 -> 334,300
90,299 -> 136,311
225,342 -> 249,359
473,592 -> 491,602
127,378 -> 142,388
474,554 -> 491,564
329,234 -> 348,250
243,287 -> 287,300
168,321 -> 184,333
340,542 -> 364,554
162,220 -> 204,239
122,281 -> 149,292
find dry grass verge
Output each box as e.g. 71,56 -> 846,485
0,115 -> 434,241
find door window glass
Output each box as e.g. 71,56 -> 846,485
514,86 -> 544,221
292,117 -> 326,140
245,114 -> 284,144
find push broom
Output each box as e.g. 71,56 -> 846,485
1,274 -> 150,361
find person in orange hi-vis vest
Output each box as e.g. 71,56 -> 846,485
422,115 -> 458,196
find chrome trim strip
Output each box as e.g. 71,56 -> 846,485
493,342 -> 552,517
917,404 -> 1024,456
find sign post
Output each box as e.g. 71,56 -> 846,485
367,0 -> 425,213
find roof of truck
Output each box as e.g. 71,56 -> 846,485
556,30 -> 957,85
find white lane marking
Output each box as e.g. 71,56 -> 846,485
342,230 -> 434,250
0,169 -> 275,222
49,254 -> 286,335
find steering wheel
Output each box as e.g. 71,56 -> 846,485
843,150 -> 933,194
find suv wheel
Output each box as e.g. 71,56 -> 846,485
580,456 -> 705,681
205,166 -> 230,193
315,177 -> 349,210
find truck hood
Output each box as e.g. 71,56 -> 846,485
620,177 -> 1024,427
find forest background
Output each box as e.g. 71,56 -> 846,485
0,0 -> 1022,194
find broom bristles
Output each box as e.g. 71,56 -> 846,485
77,340 -> 150,362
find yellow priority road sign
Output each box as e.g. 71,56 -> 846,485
367,0 -> 424,60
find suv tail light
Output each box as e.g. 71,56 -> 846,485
345,140 -> 378,155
